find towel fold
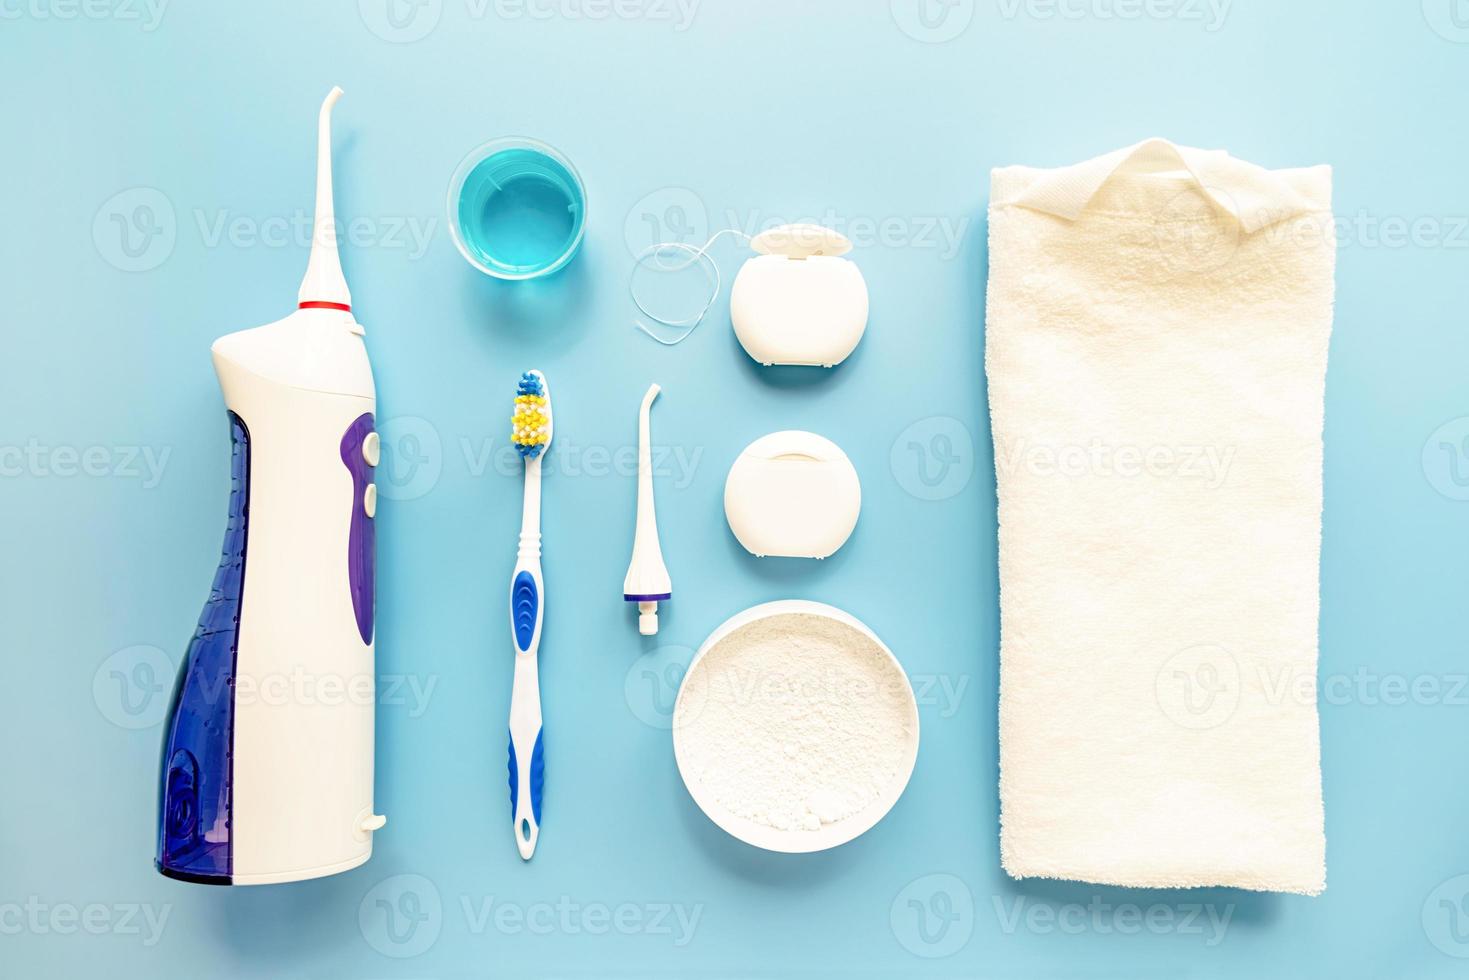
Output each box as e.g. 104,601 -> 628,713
985,139 -> 1332,895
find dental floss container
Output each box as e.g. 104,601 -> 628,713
723,431 -> 861,559
729,224 -> 869,367
623,384 -> 672,634
156,88 -> 385,885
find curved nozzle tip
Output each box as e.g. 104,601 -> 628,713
323,86 -> 344,109
641,383 -> 661,413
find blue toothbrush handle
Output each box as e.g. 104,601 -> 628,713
508,560 -> 544,859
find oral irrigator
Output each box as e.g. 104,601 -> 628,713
623,384 -> 672,635
156,87 -> 385,885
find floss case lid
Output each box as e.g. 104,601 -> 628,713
729,224 -> 869,367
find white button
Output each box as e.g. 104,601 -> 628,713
364,483 -> 377,518
362,431 -> 380,467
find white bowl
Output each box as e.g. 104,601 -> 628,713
672,600 -> 920,853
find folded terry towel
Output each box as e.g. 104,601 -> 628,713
986,139 -> 1332,895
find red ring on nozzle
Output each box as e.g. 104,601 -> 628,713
299,301 -> 351,312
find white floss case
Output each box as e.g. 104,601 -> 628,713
723,431 -> 861,559
729,224 -> 869,367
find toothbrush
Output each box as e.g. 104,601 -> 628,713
508,370 -> 551,860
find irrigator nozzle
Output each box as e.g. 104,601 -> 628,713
297,86 -> 351,311
623,384 -> 672,635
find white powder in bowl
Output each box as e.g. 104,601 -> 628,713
674,613 -> 916,834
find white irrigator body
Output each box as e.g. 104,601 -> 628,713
156,88 -> 385,885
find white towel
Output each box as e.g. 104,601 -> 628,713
985,139 -> 1333,895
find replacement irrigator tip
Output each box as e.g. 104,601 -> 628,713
623,384 -> 671,635
297,86 -> 352,311
512,370 -> 552,459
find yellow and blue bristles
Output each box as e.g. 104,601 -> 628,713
512,372 -> 550,459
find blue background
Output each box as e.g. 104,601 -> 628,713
3,1 -> 1468,976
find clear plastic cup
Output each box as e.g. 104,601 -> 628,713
447,137 -> 587,280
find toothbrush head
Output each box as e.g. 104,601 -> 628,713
512,370 -> 552,458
